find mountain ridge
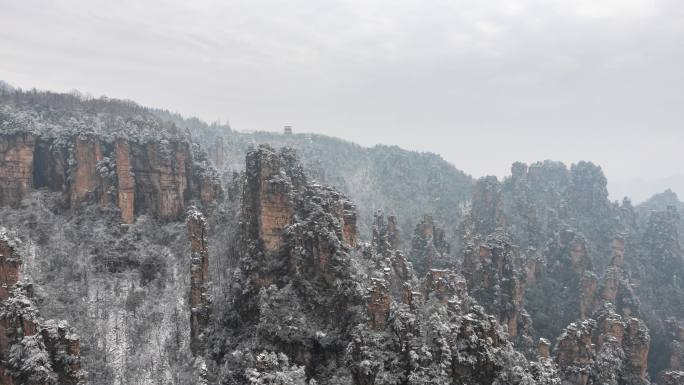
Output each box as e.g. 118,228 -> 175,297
1,85 -> 683,384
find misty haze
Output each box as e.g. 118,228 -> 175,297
0,1 -> 683,384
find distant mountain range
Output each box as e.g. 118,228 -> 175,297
609,175 -> 684,204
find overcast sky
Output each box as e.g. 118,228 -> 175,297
1,0 -> 682,201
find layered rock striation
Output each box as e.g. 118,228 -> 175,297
0,133 -> 221,223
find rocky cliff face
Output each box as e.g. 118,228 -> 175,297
469,176 -> 506,237
188,207 -> 210,355
457,162 -> 669,384
410,214 -> 451,273
635,205 -> 684,378
0,134 -> 35,208
0,231 -> 84,385
367,210 -> 416,303
467,160 -> 684,385
0,230 -> 21,302
463,231 -> 532,346
371,210 -> 400,253
115,139 -> 135,223
161,107 -> 475,249
462,176 -> 535,351
659,320 -> 684,384
206,145 -> 365,382
503,160 -> 617,262
4,88 -> 684,385
0,90 -> 227,384
554,304 -> 650,385
0,133 -> 220,223
89,147 -> 684,385
241,146 -> 300,253
205,145 -> 570,384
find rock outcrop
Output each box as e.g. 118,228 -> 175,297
367,278 -> 390,330
0,134 -> 35,208
188,207 -> 210,355
6,88 -> 684,385
348,265 -> 558,385
0,231 -> 84,385
666,320 -> 684,373
525,226 -> 596,340
222,145 -> 363,370
462,231 -> 532,344
659,320 -> 684,385
554,304 -> 650,385
0,231 -> 21,301
115,139 -> 135,223
213,146 -> 565,384
641,206 -> 683,283
241,146 -> 300,254
623,317 -> 651,385
337,194 -> 358,247
211,145 -> 367,382
555,319 -> 596,385
422,268 -> 467,307
70,137 -> 103,205
410,214 -> 451,273
365,211 -> 417,305
502,161 -> 616,265
371,210 -> 400,254
469,176 -> 506,237
0,133 -> 221,223
236,145 -> 360,291
635,206 -> 684,378
580,236 -> 640,319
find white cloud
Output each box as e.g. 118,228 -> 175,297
0,0 -> 682,187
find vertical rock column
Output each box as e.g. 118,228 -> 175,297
147,143 -> 185,219
422,269 -> 465,306
463,232 -> 528,339
211,137 -> 225,166
470,176 -> 506,236
70,137 -> 103,205
367,278 -> 390,330
115,139 -> 135,224
623,317 -> 650,385
659,320 -> 684,384
371,211 -> 401,254
0,235 -> 28,370
188,207 -> 210,354
555,320 -> 596,385
199,174 -> 221,206
611,236 -> 626,267
0,133 -> 35,207
580,272 -> 599,319
244,145 -> 295,253
335,196 -> 357,247
558,304 -> 651,385
170,145 -> 189,216
41,320 -> 85,385
386,215 -> 400,250
0,234 -> 84,384
411,214 -> 451,271
0,233 -> 21,301
537,338 -> 551,360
